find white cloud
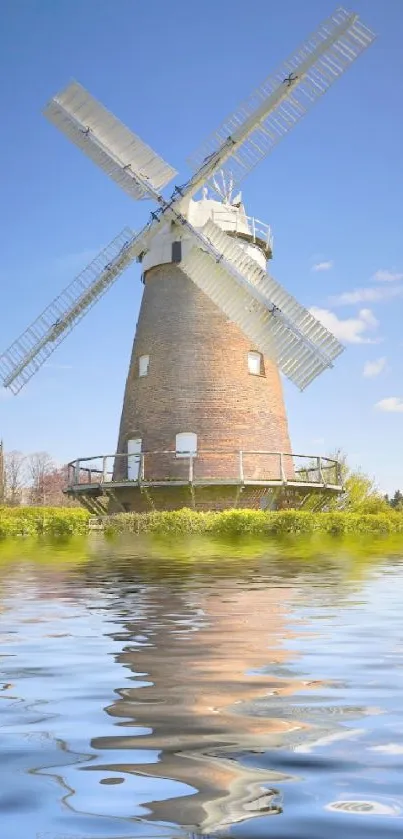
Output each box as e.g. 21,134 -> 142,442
363,357 -> 386,378
309,307 -> 379,344
331,286 -> 403,305
312,260 -> 334,272
376,397 -> 403,413
369,744 -> 403,754
372,269 -> 403,283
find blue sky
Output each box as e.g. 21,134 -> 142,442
0,0 -> 402,492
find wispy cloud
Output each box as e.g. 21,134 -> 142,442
372,268 -> 403,283
310,307 -> 379,344
376,397 -> 403,413
363,357 -> 386,378
330,286 -> 403,305
369,744 -> 403,754
312,260 -> 334,272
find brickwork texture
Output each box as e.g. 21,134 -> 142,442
114,262 -> 293,509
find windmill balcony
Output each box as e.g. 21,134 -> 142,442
210,209 -> 274,257
65,451 -> 343,515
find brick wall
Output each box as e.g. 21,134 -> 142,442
115,262 -> 293,494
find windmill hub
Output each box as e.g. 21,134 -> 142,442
0,7 -> 375,514
142,196 -> 272,276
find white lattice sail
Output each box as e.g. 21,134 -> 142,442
181,221 -> 343,389
45,82 -> 177,200
0,228 -> 142,394
202,220 -> 342,359
187,7 -> 375,194
1,6 -> 375,396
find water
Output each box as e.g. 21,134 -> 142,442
1,537 -> 403,838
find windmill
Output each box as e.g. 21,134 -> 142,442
0,8 -> 375,513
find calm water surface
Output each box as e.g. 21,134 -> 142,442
1,538 -> 403,838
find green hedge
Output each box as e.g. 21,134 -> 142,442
104,508 -> 403,537
2,507 -> 403,541
0,506 -> 90,539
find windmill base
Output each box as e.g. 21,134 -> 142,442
65,450 -> 342,515
66,482 -> 342,516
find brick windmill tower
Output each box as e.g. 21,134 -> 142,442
0,8 -> 375,512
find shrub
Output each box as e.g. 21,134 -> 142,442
104,508 -> 403,538
1,506 -> 403,541
0,506 -> 90,539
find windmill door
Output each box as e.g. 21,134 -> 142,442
127,438 -> 142,481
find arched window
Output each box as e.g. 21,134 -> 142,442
176,432 -> 197,458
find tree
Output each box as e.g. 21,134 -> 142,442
4,450 -> 26,506
28,451 -> 55,506
331,449 -> 389,513
0,446 -> 77,507
302,449 -> 390,514
42,464 -> 77,506
28,455 -> 77,507
390,490 -> 403,510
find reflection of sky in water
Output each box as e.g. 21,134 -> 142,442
0,548 -> 403,837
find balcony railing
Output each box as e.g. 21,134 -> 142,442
210,210 -> 273,254
67,450 -> 342,491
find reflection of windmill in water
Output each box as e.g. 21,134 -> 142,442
83,579 -> 370,834
0,8 -> 375,513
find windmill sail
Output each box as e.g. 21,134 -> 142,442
187,7 -> 375,195
180,221 -> 343,390
0,228 -> 142,394
1,6 -> 374,397
44,82 -> 177,200
202,220 -> 342,360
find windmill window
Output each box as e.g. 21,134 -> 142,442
139,354 -> 150,377
176,432 -> 197,458
172,241 -> 182,263
248,351 -> 265,376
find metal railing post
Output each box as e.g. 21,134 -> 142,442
102,456 -> 107,483
239,450 -> 244,483
280,452 -> 286,483
318,456 -> 325,485
74,460 -> 80,485
140,452 -> 145,483
189,455 -> 194,483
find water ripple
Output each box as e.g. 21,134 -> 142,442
0,546 -> 403,837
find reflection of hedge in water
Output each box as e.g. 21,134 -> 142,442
0,526 -> 403,593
